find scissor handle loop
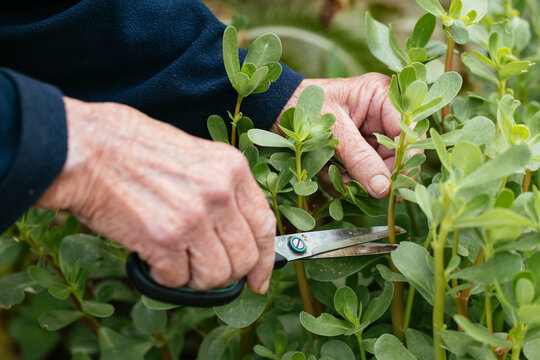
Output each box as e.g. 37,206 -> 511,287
126,252 -> 246,307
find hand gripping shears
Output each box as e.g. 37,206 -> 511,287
126,226 -> 406,307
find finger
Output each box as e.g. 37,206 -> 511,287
214,199 -> 259,282
333,110 -> 392,198
235,174 -> 276,294
187,225 -> 233,290
148,249 -> 190,287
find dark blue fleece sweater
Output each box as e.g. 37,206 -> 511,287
0,0 -> 304,231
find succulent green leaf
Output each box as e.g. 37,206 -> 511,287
279,205 -> 316,231
451,142 -> 482,177
214,287 -> 268,328
377,264 -> 408,282
294,180 -> 318,196
391,242 -> 434,304
430,128 -> 452,172
403,153 -> 427,171
413,71 -> 463,121
131,300 -> 167,335
410,13 -> 437,48
414,0 -> 445,17
374,334 -> 417,360
399,66 -> 418,94
207,115 -> 229,143
223,26 -> 240,86
304,147 -> 335,178
197,326 -> 241,360
82,300 -> 114,318
247,129 -> 294,149
328,165 -> 345,195
329,199 -> 344,221
450,252 -> 522,283
39,310 -> 82,331
453,315 -> 513,348
404,80 -> 428,113
388,75 -> 404,113
141,296 -> 179,310
495,188 -> 515,209
499,61 -> 534,81
297,85 -> 325,122
408,47 -> 428,62
389,25 -> 409,65
244,33 -> 282,67
233,71 -> 249,96
453,208 -> 536,229
458,145 -> 531,189
245,66 -> 269,95
450,20 -> 469,44
460,116 -> 496,146
365,12 -> 404,71
393,174 -> 418,190
333,286 -> 358,324
449,0 -> 463,18
461,0 -> 488,22
513,272 -> 535,305
524,338 -> 540,360
320,340 -> 356,360
362,281 -> 394,325
375,133 -> 398,150
299,312 -> 353,336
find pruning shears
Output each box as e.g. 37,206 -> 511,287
126,226 -> 406,307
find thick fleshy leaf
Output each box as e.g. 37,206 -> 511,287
391,242 -> 434,304
320,340 -> 356,360
294,180 -> 318,196
453,315 -> 512,348
450,252 -> 522,284
131,300 -> 167,335
223,26 -> 240,86
365,12 -> 403,71
244,33 -> 282,67
279,205 -> 316,231
362,281 -> 394,325
297,85 -> 325,122
414,0 -> 445,17
299,312 -> 353,336
248,129 -> 294,149
410,13 -> 437,48
0,272 -> 38,309
305,255 -> 381,281
329,165 -> 345,195
460,116 -> 496,146
39,310 -> 82,331
454,208 -> 536,229
207,115 -> 229,143
304,147 -> 335,178
413,72 -> 463,121
450,20 -> 469,44
451,142 -> 482,177
214,287 -> 268,328
333,286 -> 358,324
458,145 -> 531,189
405,329 -> 434,360
197,326 -> 240,360
462,53 -> 498,84
82,300 -> 114,318
374,334 -> 417,360
329,199 -> 344,221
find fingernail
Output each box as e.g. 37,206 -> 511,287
369,175 -> 390,195
258,278 -> 271,294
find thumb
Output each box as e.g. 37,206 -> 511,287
334,116 -> 392,199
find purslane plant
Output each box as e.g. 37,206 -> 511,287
2,2 -> 540,359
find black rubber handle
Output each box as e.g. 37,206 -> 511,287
126,252 -> 288,307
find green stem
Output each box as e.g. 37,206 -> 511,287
313,195 -> 345,220
355,332 -> 367,360
523,170 -> 532,193
388,130 -> 407,341
485,286 -> 494,334
272,195 -> 285,235
452,230 -> 459,290
510,323 -> 525,360
441,31 -> 456,132
433,222 -> 450,360
499,80 -> 507,99
403,286 -> 416,330
154,333 -> 173,360
403,227 -> 435,330
239,324 -> 256,358
230,95 -> 243,147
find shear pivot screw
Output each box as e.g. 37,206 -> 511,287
288,236 -> 306,253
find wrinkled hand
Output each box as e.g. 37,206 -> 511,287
37,98 -> 276,294
274,73 -> 401,198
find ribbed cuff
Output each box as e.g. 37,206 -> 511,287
0,69 -> 67,231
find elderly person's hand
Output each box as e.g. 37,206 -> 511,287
37,97 -> 276,294
274,73 -> 400,198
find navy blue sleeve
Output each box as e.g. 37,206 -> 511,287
0,0 -> 305,138
0,69 -> 67,232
